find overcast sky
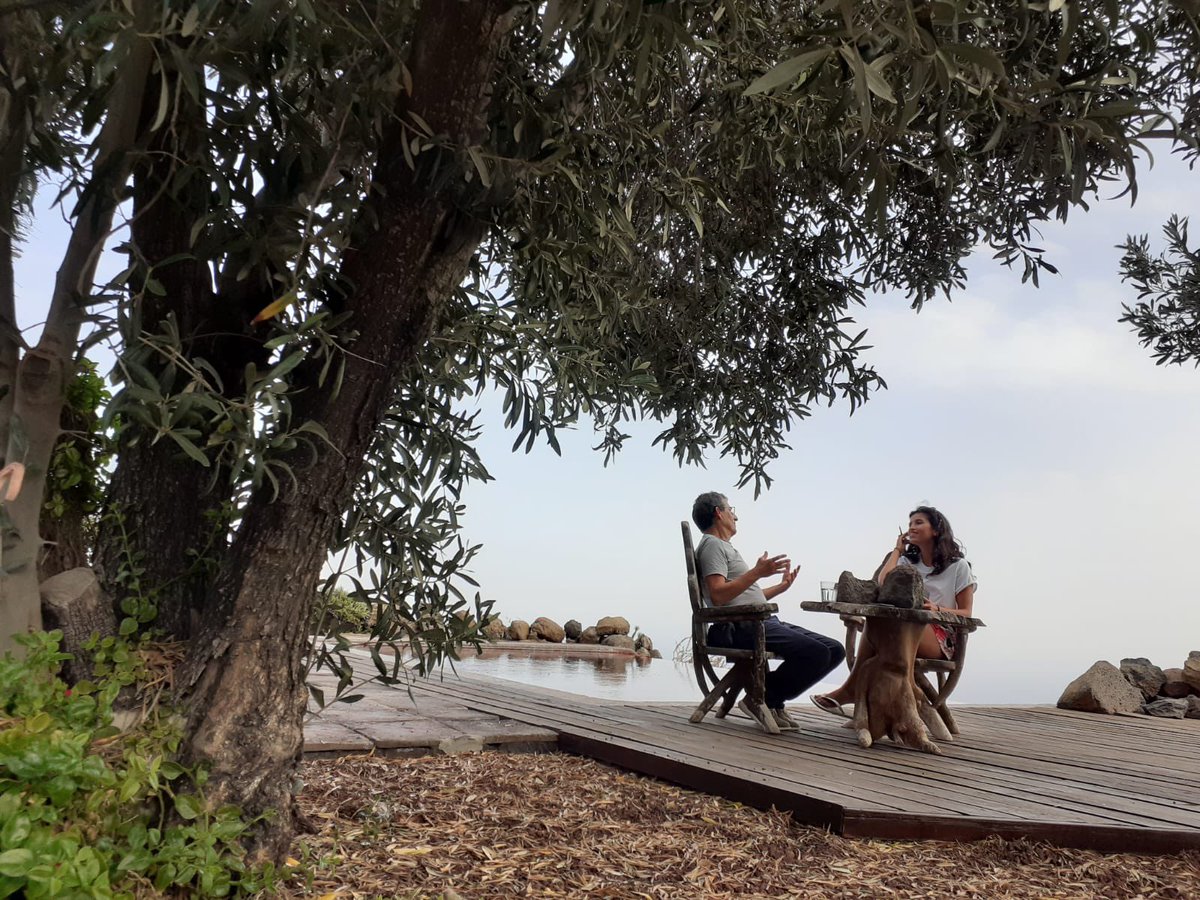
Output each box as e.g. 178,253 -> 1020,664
457,154 -> 1200,704
14,153 -> 1200,705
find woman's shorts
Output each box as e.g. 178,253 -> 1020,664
931,623 -> 957,660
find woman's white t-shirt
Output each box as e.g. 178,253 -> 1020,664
897,556 -> 976,610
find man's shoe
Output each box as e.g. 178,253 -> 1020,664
737,698 -> 772,730
771,706 -> 800,730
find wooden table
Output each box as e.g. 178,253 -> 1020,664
801,601 -> 984,754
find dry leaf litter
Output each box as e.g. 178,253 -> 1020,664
277,752 -> 1200,899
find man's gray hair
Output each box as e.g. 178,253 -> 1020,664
692,492 -> 727,531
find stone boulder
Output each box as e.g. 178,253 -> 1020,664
1160,668 -> 1194,698
602,634 -> 636,651
564,619 -> 582,641
1142,698 -> 1189,719
530,617 -> 565,643
595,616 -> 630,637
877,566 -> 924,610
1184,651 -> 1200,693
507,619 -> 530,641
1057,661 -> 1144,714
578,626 -> 600,645
634,633 -> 654,653
482,617 -> 507,641
650,649 -> 663,659
1186,696 -> 1200,719
1120,657 -> 1166,701
834,571 -> 877,606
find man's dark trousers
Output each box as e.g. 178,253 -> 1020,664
708,616 -> 845,709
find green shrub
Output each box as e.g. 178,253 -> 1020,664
312,588 -> 371,633
0,631 -> 274,898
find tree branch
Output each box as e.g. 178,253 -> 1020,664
40,0 -> 157,358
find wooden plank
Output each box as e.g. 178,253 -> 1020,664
407,678 -> 1198,830
843,810 -> 1200,852
628,705 -> 1200,830
342,663 -> 1200,852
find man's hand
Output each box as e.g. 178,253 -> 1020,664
762,560 -> 800,600
752,552 -> 790,579
777,564 -> 799,592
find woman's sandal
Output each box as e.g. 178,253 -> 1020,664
809,693 -> 848,718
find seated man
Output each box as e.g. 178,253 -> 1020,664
692,491 -> 845,730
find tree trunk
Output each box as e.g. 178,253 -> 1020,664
178,0 -> 516,863
1,1 -> 155,653
96,63 -> 245,639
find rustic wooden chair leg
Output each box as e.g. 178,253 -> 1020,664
690,664 -> 742,724
715,661 -> 749,719
914,670 -> 955,739
936,702 -> 959,736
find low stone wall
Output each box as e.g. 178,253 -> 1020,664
1057,652 -> 1200,718
479,614 -> 662,660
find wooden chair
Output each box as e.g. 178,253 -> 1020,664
841,606 -> 972,736
681,521 -> 782,734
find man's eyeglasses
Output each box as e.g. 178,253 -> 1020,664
722,506 -> 736,515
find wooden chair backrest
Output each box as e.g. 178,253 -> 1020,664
681,521 -> 705,616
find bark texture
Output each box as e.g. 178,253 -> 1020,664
40,566 -> 116,683
178,0 -> 516,863
96,64 -> 266,639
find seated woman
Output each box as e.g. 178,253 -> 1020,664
810,505 -> 977,717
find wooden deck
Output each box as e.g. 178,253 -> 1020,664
404,671 -> 1200,853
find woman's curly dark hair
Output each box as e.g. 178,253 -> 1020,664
903,505 -> 965,575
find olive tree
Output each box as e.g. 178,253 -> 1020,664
1120,215 -> 1200,366
3,0 -> 1198,863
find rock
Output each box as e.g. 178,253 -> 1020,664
578,626 -> 600,645
507,619 -> 530,641
1186,696 -> 1200,719
877,566 -> 924,609
650,649 -> 663,659
530,617 -> 564,643
1160,668 -> 1194,698
482,617 -> 506,641
1184,651 -> 1200,693
1120,657 -> 1166,701
1142,698 -> 1189,719
834,571 -> 878,606
595,616 -> 630,637
1057,661 -> 1144,714
634,633 -> 654,653
40,567 -> 117,684
601,634 -> 636,651
453,610 -> 476,630
635,648 -> 650,659
564,619 -> 582,641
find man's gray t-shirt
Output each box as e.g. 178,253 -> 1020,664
695,534 -> 766,608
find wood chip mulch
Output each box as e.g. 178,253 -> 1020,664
277,752 -> 1200,899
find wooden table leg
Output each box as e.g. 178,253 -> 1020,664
850,619 -> 945,754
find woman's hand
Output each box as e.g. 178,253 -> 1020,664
893,527 -> 907,553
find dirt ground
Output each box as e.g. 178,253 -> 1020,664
276,752 -> 1200,899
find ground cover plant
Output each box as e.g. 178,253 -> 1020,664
0,632 -> 273,897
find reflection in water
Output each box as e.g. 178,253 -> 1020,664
451,649 -> 701,702
450,647 -> 845,703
